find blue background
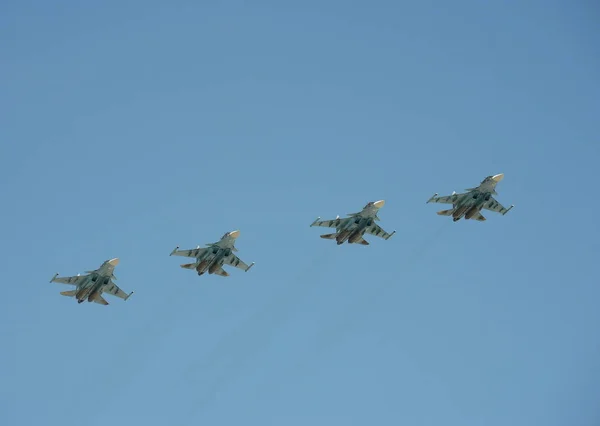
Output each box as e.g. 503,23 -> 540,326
2,1 -> 599,425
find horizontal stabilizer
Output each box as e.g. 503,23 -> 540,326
60,290 -> 77,297
92,294 -> 109,305
472,212 -> 487,221
320,233 -> 338,240
180,263 -> 197,270
437,209 -> 454,216
213,268 -> 229,277
352,238 -> 369,246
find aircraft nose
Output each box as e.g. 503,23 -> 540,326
492,173 -> 504,183
373,200 -> 385,209
229,230 -> 240,239
108,258 -> 120,266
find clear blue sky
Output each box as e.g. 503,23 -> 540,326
2,1 -> 599,425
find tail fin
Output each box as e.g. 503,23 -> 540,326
60,290 -> 77,297
180,263 -> 197,270
320,233 -> 338,240
437,209 -> 454,216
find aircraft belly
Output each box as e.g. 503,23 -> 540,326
208,260 -> 223,274
453,203 -> 472,218
348,229 -> 365,243
336,230 -> 351,244
196,259 -> 210,273
464,205 -> 481,219
76,288 -> 90,301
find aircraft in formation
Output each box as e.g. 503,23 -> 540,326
426,173 -> 514,222
310,200 -> 396,245
49,174 -> 513,305
50,258 -> 134,305
169,230 -> 255,277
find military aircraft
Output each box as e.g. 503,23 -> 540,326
310,200 -> 396,245
170,230 -> 255,277
50,258 -> 134,305
427,173 -> 514,222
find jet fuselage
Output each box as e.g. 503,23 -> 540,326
449,174 -> 504,222
73,259 -> 118,303
451,191 -> 492,221
324,200 -> 384,245
335,216 -> 375,245
74,273 -> 111,303
190,230 -> 240,275
195,247 -> 232,275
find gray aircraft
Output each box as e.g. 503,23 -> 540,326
310,200 -> 396,245
170,230 -> 255,277
427,173 -> 514,222
50,258 -> 134,305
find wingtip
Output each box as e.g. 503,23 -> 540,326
50,272 -> 58,283
246,262 -> 255,272
125,291 -> 134,301
169,246 -> 179,256
426,193 -> 438,203
310,217 -> 320,227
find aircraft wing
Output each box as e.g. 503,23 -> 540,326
170,247 -> 207,258
482,197 -> 513,215
50,274 -> 87,286
310,217 -> 349,229
102,280 -> 133,300
223,254 -> 254,272
427,193 -> 463,204
365,223 -> 396,240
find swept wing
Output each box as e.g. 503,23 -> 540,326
223,253 -> 254,272
427,192 -> 463,204
364,223 -> 395,240
170,246 -> 207,258
50,273 -> 87,286
482,197 -> 513,215
310,217 -> 349,229
102,280 -> 134,300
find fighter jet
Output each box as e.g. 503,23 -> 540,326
310,200 -> 396,245
170,230 -> 255,277
427,173 -> 514,222
49,258 -> 133,305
